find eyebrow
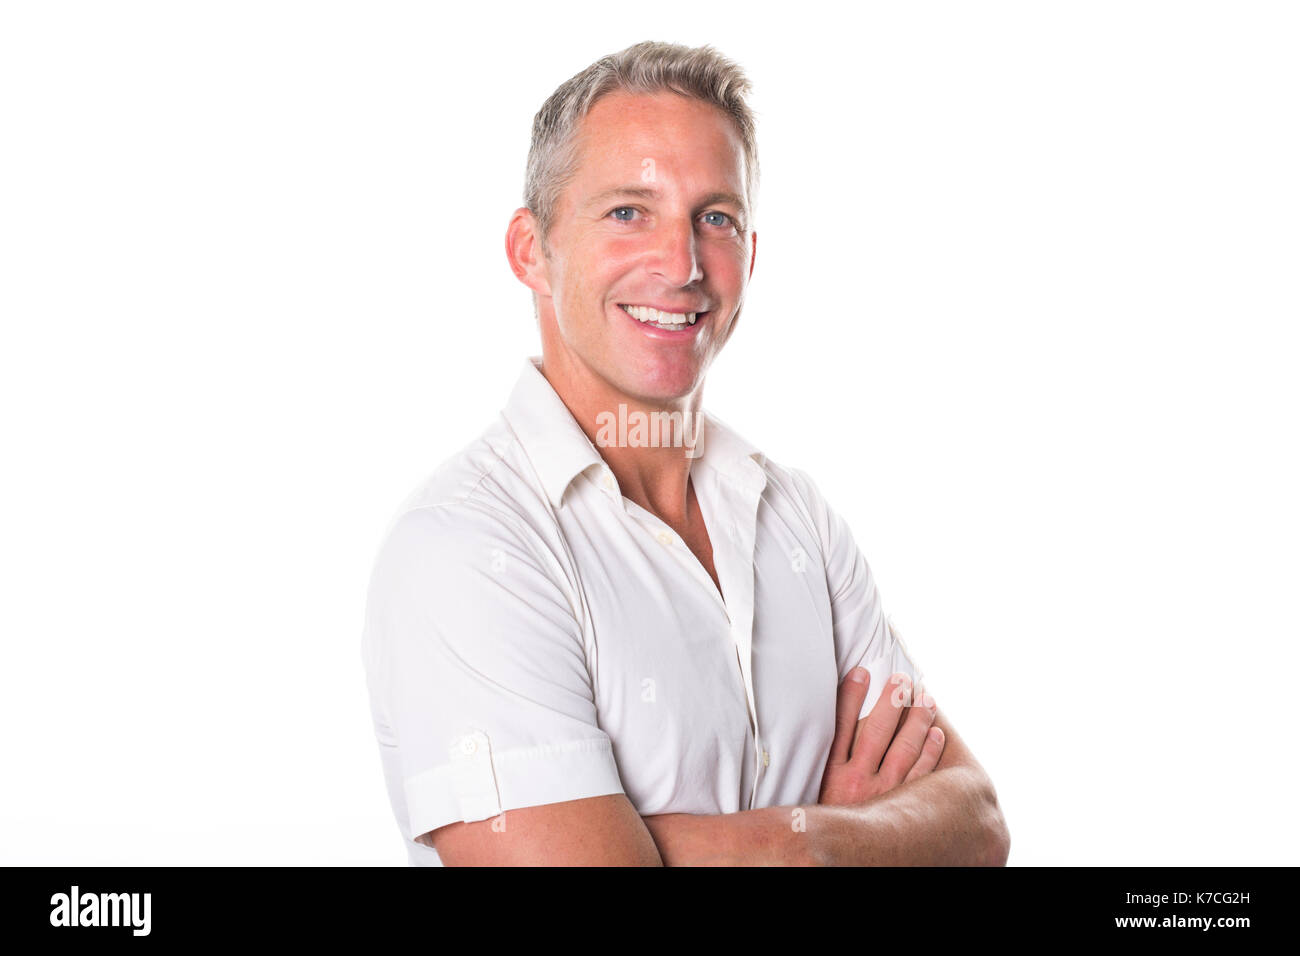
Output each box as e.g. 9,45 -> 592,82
586,185 -> 748,218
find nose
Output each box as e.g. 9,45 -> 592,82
647,217 -> 704,287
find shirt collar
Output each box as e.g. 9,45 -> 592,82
694,409 -> 769,495
501,357 -> 605,509
501,355 -> 768,508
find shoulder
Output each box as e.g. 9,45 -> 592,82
760,457 -> 825,512
754,451 -> 838,547
362,439 -> 587,677
752,450 -> 863,584
387,415 -> 547,521
376,415 -> 560,553
365,416 -> 575,607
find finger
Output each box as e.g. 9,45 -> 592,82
850,672 -> 911,772
903,726 -> 945,784
877,691 -> 938,786
828,667 -> 870,765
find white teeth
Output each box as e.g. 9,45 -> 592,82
621,304 -> 699,327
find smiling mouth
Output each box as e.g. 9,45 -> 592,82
619,304 -> 706,330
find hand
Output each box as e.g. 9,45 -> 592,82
817,667 -> 945,806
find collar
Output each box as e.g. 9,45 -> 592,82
500,357 -> 605,509
501,356 -> 768,508
693,409 -> 769,495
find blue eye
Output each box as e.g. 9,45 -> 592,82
611,207 -> 637,221
701,212 -> 732,228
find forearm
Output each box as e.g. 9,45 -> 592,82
641,804 -> 817,866
642,766 -> 1009,867
809,765 -> 1010,866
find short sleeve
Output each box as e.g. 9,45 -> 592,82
787,467 -> 926,718
362,503 -> 625,841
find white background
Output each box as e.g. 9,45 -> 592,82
2,1 -> 1296,865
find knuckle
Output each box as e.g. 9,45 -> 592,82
835,767 -> 868,794
893,738 -> 923,762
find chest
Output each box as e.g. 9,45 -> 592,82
676,506 -> 721,598
556,489 -> 842,814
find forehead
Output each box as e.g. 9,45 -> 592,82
568,90 -> 748,194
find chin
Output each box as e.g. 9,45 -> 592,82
618,362 -> 705,405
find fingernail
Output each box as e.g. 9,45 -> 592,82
850,667 -> 868,684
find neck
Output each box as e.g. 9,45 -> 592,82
536,349 -> 705,527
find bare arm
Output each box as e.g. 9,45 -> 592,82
426,793 -> 664,866
805,708 -> 1009,866
425,677 -> 1008,866
641,675 -> 1010,866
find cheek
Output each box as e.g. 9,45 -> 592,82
554,264 -> 616,334
569,246 -> 635,301
704,238 -> 749,276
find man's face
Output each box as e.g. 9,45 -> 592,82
534,90 -> 755,407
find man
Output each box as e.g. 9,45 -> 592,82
361,40 -> 1010,866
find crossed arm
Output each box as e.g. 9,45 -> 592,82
639,707 -> 1008,866
427,671 -> 1010,866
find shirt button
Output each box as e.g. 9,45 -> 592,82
459,736 -> 478,755
656,530 -> 673,546
603,474 -> 616,491
762,749 -> 770,768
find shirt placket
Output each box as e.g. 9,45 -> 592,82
700,465 -> 766,809
596,461 -> 767,808
596,467 -> 730,621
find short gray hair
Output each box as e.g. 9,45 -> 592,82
523,40 -> 759,256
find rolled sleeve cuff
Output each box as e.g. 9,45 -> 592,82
404,736 -> 625,839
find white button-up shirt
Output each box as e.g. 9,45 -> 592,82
361,357 -> 923,865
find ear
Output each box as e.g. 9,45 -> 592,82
506,207 -> 553,298
748,229 -> 758,280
